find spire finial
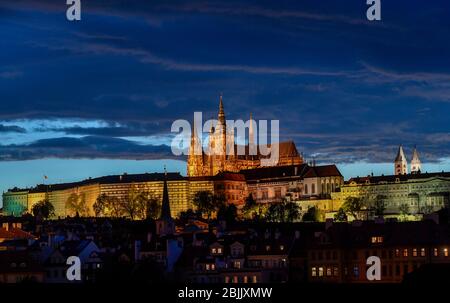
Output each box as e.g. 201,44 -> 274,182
218,94 -> 225,124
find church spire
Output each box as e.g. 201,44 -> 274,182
411,145 -> 421,174
159,168 -> 172,221
394,145 -> 408,175
218,94 -> 225,125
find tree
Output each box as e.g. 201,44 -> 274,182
120,186 -> 146,220
334,208 -> 348,222
399,203 -> 410,221
145,196 -> 161,220
264,201 -> 300,223
342,197 -> 363,220
284,201 -> 301,222
32,199 -> 55,219
265,203 -> 283,222
217,203 -> 238,223
373,196 -> 386,217
242,194 -> 258,219
93,194 -> 109,217
302,206 -> 319,222
192,191 -> 217,220
66,193 -> 88,217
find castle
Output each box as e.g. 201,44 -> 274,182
187,96 -> 303,177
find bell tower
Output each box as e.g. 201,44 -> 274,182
394,145 -> 408,175
410,146 -> 421,174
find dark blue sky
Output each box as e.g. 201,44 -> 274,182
1,0 -> 450,193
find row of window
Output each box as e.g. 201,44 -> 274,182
225,276 -> 258,283
311,247 -> 450,261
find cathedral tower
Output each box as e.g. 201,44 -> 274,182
410,146 -> 421,174
394,145 -> 408,175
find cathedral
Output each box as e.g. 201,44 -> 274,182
187,96 -> 303,177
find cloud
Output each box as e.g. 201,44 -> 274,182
0,124 -> 26,133
0,136 -> 177,161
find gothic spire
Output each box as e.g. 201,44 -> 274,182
159,168 -> 172,221
218,94 -> 225,125
395,145 -> 406,162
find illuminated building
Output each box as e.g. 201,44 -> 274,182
187,96 -> 303,177
331,171 -> 450,220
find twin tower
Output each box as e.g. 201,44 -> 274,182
394,145 -> 421,175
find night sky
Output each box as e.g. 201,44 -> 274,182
1,0 -> 450,196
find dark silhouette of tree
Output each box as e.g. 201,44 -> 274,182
31,199 -> 54,219
302,206 -> 319,222
192,191 -> 221,220
334,208 -> 348,222
66,193 -> 88,217
120,186 -> 147,220
342,197 -> 363,220
217,203 -> 238,223
242,193 -> 258,219
265,201 -> 300,222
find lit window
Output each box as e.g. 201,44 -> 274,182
217,248 -> 222,254
413,248 -> 418,257
434,248 -> 438,257
206,264 -> 210,270
266,245 -> 271,251
403,249 -> 408,257
211,264 -> 215,270
326,267 -> 332,276
280,245 -> 284,251
234,261 -> 241,269
243,276 -> 248,283
318,267 -> 324,277
444,248 -> 449,257
371,237 -> 377,243
233,276 -> 238,283
225,276 -> 230,283
395,249 -> 400,257
252,276 -> 257,283
312,267 -> 317,277
212,248 -> 217,254
420,248 -> 426,257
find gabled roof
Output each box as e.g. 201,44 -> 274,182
241,164 -> 309,181
303,165 -> 342,178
